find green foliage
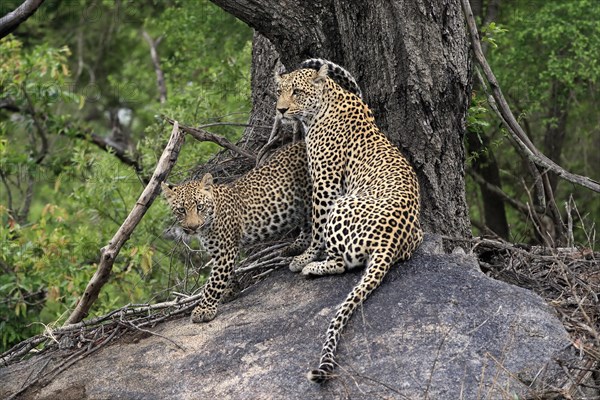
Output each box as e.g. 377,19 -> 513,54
0,0 -> 251,351
492,0 -> 600,106
480,21 -> 508,48
466,0 -> 600,244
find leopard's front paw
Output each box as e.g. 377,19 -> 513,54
190,301 -> 218,323
301,261 -> 324,276
289,256 -> 309,272
289,248 -> 320,272
301,258 -> 345,276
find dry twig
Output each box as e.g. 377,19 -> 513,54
468,237 -> 599,396
163,116 -> 256,162
65,122 -> 185,325
142,30 -> 167,104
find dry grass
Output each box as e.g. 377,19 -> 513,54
470,237 -> 599,398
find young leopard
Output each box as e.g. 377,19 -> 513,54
162,142 -> 311,323
275,60 -> 423,382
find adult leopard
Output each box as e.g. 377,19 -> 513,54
162,142 -> 311,323
276,59 -> 423,382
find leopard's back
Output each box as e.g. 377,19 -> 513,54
230,141 -> 311,245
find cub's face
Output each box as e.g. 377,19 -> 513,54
275,66 -> 328,123
161,174 -> 215,234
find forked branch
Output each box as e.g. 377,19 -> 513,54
142,30 -> 167,104
164,116 -> 257,162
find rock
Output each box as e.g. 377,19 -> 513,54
0,235 -> 577,399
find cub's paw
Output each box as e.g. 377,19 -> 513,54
190,301 -> 218,323
221,278 -> 241,303
301,261 -> 324,276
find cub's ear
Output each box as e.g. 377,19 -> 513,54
161,182 -> 175,197
200,173 -> 214,189
313,64 -> 328,84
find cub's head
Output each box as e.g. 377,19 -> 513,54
161,173 -> 215,235
275,64 -> 329,123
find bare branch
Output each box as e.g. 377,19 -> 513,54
164,116 -> 257,162
0,97 -> 20,112
0,0 -> 45,39
22,84 -> 48,164
64,122 -> 185,325
16,170 -> 34,224
142,30 -> 167,104
69,128 -> 143,175
468,169 -> 530,215
0,170 -> 14,214
195,122 -> 272,130
460,0 -> 600,194
471,219 -> 501,238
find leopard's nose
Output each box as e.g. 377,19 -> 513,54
183,226 -> 198,234
277,107 -> 288,115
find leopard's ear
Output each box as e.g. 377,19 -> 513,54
200,173 -> 214,189
161,182 -> 175,197
313,64 -> 328,84
274,63 -> 286,84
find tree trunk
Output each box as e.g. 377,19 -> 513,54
466,130 -> 509,239
543,80 -> 569,193
211,0 -> 472,238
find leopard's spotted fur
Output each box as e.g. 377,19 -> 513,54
162,142 -> 311,323
276,62 -> 423,382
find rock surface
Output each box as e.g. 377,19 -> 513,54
1,236 -> 575,399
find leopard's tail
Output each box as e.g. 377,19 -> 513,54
307,251 -> 393,383
299,58 -> 363,100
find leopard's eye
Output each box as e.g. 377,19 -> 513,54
176,207 -> 185,215
196,203 -> 204,212
292,88 -> 303,96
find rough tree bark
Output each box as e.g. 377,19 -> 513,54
210,0 -> 472,238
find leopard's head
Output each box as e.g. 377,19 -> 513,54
161,173 -> 215,234
275,65 -> 329,124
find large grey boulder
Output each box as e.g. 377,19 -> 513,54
1,236 -> 575,399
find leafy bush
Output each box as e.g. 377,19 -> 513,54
0,1 -> 252,351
